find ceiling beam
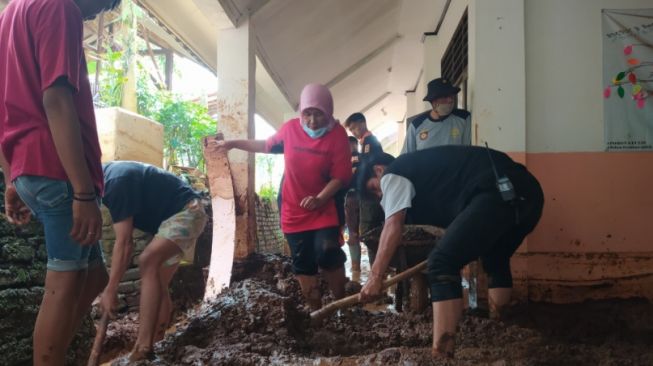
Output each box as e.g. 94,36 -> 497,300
361,92 -> 391,114
219,0 -> 270,28
423,0 -> 452,40
246,0 -> 271,17
325,34 -> 402,89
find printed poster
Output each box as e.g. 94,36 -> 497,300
602,9 -> 653,151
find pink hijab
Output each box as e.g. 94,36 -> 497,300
299,83 -> 337,131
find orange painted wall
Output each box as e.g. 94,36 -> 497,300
505,151 -> 653,302
525,152 -> 653,253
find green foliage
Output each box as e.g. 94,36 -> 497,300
136,73 -> 215,169
152,95 -> 216,170
88,0 -> 217,171
256,154 -> 279,199
94,48 -> 128,108
258,184 -> 278,201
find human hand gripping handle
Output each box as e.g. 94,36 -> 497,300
310,260 -> 428,324
99,288 -> 118,319
359,270 -> 385,303
204,133 -> 232,154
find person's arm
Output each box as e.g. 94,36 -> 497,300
0,148 -> 10,183
43,80 -> 101,245
300,178 -> 343,210
359,209 -> 406,302
212,139 -> 267,154
0,148 -> 31,225
99,218 -> 135,316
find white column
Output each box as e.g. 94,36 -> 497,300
469,0 -> 526,153
216,19 -> 257,259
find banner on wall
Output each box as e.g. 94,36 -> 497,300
602,9 -> 653,151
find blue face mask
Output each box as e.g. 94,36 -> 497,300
302,123 -> 328,139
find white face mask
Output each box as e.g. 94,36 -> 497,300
435,102 -> 454,117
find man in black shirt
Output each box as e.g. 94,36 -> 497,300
357,146 -> 543,358
344,112 -> 383,157
343,113 -> 384,271
349,136 -> 360,173
99,161 -> 207,361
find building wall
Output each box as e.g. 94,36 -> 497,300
416,0 -> 471,113
400,0 -> 471,151
525,0 -> 652,153
469,0 -> 526,152
522,0 -> 653,303
415,0 -> 653,303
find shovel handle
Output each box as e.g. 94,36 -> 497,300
310,260 -> 427,324
87,312 -> 110,366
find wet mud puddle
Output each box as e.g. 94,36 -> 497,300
103,254 -> 653,366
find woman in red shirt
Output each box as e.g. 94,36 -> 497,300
213,84 -> 352,310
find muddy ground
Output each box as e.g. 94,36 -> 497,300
103,254 -> 653,366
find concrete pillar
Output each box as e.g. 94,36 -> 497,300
469,0 -> 526,153
216,19 -> 257,259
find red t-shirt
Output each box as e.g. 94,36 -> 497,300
0,0 -> 104,193
266,119 -> 352,233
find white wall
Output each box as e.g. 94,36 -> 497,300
399,1 -> 470,150
405,0 -> 528,152
525,0 -> 653,153
469,0 -> 526,152
420,0 -> 471,113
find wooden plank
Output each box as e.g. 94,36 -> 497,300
202,134 -> 236,300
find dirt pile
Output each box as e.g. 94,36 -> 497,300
108,254 -> 653,366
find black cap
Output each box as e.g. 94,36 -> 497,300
423,77 -> 460,102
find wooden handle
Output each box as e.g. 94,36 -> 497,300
87,313 -> 110,366
310,260 -> 427,324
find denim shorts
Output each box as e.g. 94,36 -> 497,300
14,175 -> 104,272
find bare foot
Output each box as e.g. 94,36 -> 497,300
432,332 -> 455,359
129,345 -> 154,362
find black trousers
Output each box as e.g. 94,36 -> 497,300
427,168 -> 544,302
285,227 -> 347,275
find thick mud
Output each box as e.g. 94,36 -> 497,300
106,254 -> 653,366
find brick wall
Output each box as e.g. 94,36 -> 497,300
254,195 -> 286,255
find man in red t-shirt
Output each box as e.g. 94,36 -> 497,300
211,83 -> 352,311
0,0 -> 120,363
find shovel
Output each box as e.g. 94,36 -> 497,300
87,312 -> 110,366
310,260 -> 427,325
